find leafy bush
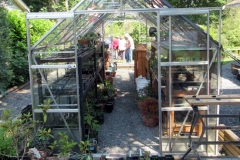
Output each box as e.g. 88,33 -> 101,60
0,7 -> 13,93
5,10 -> 55,89
0,126 -> 16,156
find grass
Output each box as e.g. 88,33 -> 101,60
221,57 -> 234,65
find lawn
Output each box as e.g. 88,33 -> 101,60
221,57 -> 234,65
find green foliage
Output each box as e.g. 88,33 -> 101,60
222,8 -> 240,48
29,19 -> 55,44
198,25 -> 218,41
7,10 -> 29,87
0,109 -> 38,157
0,7 -> 13,93
41,98 -> 52,123
5,10 -> 55,88
84,99 -> 99,136
0,126 -> 16,156
30,128 -> 54,150
168,0 -> 228,8
79,140 -> 91,154
57,132 -> 77,158
22,0 -> 79,12
131,22 -> 143,45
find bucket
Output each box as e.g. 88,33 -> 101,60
136,75 -> 149,91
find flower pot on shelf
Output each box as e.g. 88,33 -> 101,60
78,39 -> 89,45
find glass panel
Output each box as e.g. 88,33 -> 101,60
159,12 -> 219,155
34,112 -> 79,127
32,67 -> 77,107
34,19 -> 74,50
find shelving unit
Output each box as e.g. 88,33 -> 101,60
28,35 -> 104,142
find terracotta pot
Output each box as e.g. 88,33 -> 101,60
142,115 -> 158,127
78,39 -> 89,45
112,71 -> 116,77
105,61 -> 109,70
114,88 -> 117,97
105,75 -> 113,84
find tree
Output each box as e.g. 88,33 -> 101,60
168,0 -> 228,8
22,0 -> 79,12
0,6 -> 13,93
222,7 -> 240,47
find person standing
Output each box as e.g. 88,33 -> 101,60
111,36 -> 119,59
124,33 -> 134,63
118,36 -> 126,62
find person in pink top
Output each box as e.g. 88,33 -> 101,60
118,36 -> 126,61
111,36 -> 119,59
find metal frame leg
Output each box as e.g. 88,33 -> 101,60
181,105 -> 200,160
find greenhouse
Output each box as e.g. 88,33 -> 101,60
26,0 -> 229,159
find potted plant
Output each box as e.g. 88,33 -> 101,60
84,99 -> 100,140
78,32 -> 100,48
29,127 -> 54,157
57,132 -> 77,160
139,97 -> 159,127
95,109 -> 104,124
0,109 -> 38,160
101,80 -> 115,113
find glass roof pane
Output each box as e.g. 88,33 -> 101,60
34,18 -> 74,51
31,0 -> 219,54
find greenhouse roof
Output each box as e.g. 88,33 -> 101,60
27,0 -> 221,51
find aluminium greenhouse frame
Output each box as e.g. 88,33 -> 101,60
26,5 -> 223,157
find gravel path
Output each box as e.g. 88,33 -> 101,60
98,67 -> 159,154
1,61 -> 240,153
219,61 -> 240,136
0,83 -> 31,117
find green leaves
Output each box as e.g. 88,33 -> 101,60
57,132 -> 77,158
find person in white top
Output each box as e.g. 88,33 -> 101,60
118,36 -> 126,61
124,33 -> 135,63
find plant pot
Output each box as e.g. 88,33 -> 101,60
114,88 -> 118,97
47,156 -> 58,160
105,102 -> 113,113
105,75 -> 113,84
107,97 -> 114,103
150,155 -> 159,160
95,103 -> 105,111
88,141 -> 97,153
112,71 -> 116,77
78,39 -> 89,45
96,114 -> 104,124
165,155 -> 174,160
126,156 -> 143,160
142,115 -> 158,127
58,157 -> 69,160
0,154 -> 31,160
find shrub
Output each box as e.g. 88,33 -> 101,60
5,10 -> 55,88
0,7 -> 13,93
